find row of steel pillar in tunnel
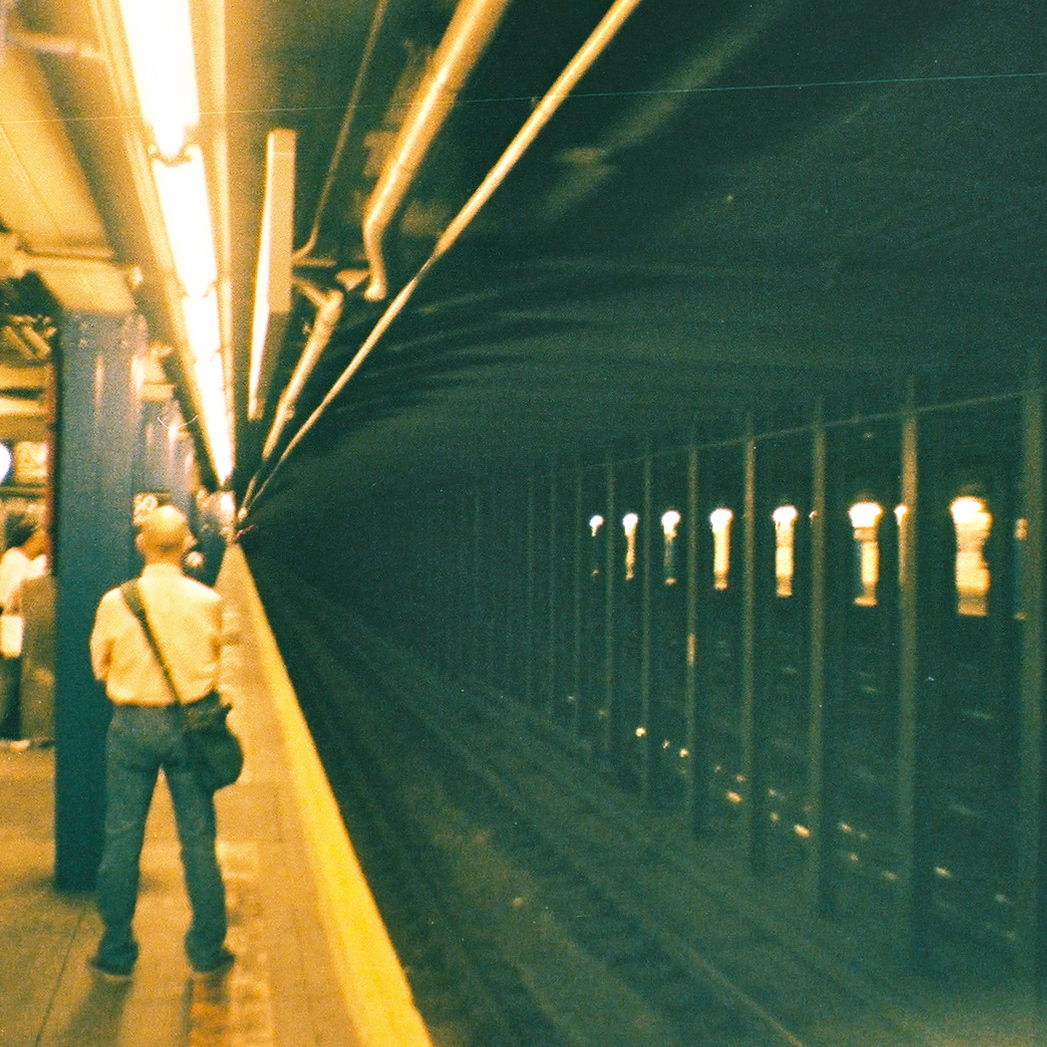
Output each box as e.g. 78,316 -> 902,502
350,374 -> 1046,980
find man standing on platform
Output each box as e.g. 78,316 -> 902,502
87,505 -> 233,980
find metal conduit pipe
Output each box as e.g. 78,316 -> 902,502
4,29 -> 104,61
361,0 -> 512,302
242,0 -> 647,515
293,0 -> 392,263
260,271 -> 364,460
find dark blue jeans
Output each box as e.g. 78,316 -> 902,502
95,704 -> 228,973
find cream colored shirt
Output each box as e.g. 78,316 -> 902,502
90,562 -> 223,706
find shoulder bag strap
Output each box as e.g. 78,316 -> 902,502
119,580 -> 183,705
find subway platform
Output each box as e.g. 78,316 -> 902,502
0,545 -> 432,1047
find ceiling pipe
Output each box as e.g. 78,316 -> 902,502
293,0 -> 392,264
361,0 -> 512,302
1,322 -> 51,361
3,29 -> 104,61
2,0 -> 103,61
0,233 -> 139,311
1,241 -> 136,280
259,271 -> 366,460
242,0 -> 647,515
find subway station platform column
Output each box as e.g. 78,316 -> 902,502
54,312 -> 145,890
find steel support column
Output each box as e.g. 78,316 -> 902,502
895,380 -> 927,964
806,403 -> 830,913
602,460 -> 617,757
572,466 -> 584,736
741,421 -> 761,871
1017,359 -> 1045,978
54,312 -> 144,890
639,448 -> 653,798
547,469 -> 559,718
684,442 -> 703,831
525,475 -> 536,706
471,487 -> 482,678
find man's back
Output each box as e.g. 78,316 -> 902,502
91,563 -> 222,707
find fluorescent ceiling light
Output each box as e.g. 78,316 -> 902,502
181,288 -> 232,484
181,292 -> 221,368
115,0 -> 199,159
113,0 -> 234,484
151,147 -> 217,298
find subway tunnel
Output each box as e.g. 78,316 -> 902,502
0,0 -> 1045,1044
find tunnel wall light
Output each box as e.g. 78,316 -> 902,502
848,500 -> 883,607
113,0 -> 233,484
661,509 -> 681,585
772,504 -> 798,598
710,507 -> 733,591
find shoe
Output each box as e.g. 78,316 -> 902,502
87,955 -> 133,982
192,948 -> 235,977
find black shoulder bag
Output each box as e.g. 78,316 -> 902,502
120,581 -> 244,792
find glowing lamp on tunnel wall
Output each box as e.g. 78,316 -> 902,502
588,515 -> 604,577
661,509 -> 681,585
950,495 -> 992,617
0,443 -> 11,484
848,501 -> 883,607
622,513 -> 639,580
772,505 -> 798,598
710,508 -> 733,590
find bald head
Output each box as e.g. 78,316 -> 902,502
137,505 -> 193,565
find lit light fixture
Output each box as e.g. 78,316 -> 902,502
710,507 -> 733,591
622,512 -> 639,580
113,0 -> 233,484
115,0 -> 200,162
151,150 -> 217,296
661,509 -> 681,585
772,504 -> 798,598
849,501 -> 883,607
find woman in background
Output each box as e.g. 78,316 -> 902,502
0,519 -> 48,743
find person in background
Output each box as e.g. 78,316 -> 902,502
88,505 -> 233,981
0,519 -> 48,744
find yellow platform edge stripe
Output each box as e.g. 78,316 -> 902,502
223,545 -> 433,1047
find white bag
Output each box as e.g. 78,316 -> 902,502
0,613 -> 23,658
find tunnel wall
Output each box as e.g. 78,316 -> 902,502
261,369 -> 1046,979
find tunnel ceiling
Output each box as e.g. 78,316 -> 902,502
228,0 -> 1044,520
14,0 -> 1047,515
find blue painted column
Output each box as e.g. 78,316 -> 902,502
139,397 -> 195,514
54,312 -> 144,890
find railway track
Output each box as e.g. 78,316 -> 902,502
251,557 -> 930,1047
